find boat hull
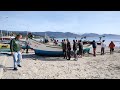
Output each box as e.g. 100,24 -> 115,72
83,41 -> 93,45
22,45 -> 32,50
34,49 -> 64,57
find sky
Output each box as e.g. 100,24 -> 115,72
0,11 -> 120,34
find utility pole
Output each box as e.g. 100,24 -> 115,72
6,30 -> 8,36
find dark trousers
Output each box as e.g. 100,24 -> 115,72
101,47 -> 105,55
67,50 -> 71,60
63,50 -> 67,59
93,48 -> 96,56
26,45 -> 29,53
110,48 -> 114,54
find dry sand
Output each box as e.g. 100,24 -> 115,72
1,46 -> 120,79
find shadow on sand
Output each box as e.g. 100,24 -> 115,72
22,50 -> 117,61
21,53 -> 108,61
4,67 -> 14,72
22,54 -> 73,61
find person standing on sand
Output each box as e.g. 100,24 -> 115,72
109,41 -> 115,54
73,40 -> 78,61
26,40 -> 29,53
10,34 -> 23,70
67,39 -> 71,60
61,40 -> 64,47
28,33 -> 33,39
78,40 -> 83,58
92,40 -> 97,57
101,40 -> 106,55
63,39 -> 67,59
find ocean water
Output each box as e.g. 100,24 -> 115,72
35,36 -> 120,47
56,37 -> 120,47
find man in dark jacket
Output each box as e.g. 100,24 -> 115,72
92,40 -> 97,57
62,39 -> 67,59
78,40 -> 83,58
73,40 -> 78,61
66,39 -> 71,60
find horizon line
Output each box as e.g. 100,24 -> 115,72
1,30 -> 120,36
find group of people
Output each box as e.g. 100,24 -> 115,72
9,33 -> 116,71
54,40 -> 59,45
61,39 -> 83,61
92,40 -> 115,56
61,39 -> 116,61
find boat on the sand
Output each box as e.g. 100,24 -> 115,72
0,41 -> 32,52
29,39 -> 63,56
29,39 -> 92,57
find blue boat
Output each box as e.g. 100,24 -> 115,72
29,39 -> 64,57
34,49 -> 63,57
22,45 -> 32,50
29,39 -> 91,57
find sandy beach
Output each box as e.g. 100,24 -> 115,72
1,45 -> 120,79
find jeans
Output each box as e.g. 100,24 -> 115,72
73,50 -> 78,60
13,51 -> 22,68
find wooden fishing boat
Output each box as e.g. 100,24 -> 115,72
83,41 -> 92,45
97,42 -> 101,45
83,41 -> 101,45
29,39 -> 92,57
0,44 -> 10,52
29,39 -> 64,56
0,41 -> 32,52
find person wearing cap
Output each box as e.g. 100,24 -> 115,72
10,34 -> 23,70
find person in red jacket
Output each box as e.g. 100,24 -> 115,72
109,41 -> 115,54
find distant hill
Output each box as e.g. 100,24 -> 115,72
82,33 -> 100,37
1,30 -> 120,38
81,33 -> 120,37
102,34 -> 120,37
32,31 -> 81,38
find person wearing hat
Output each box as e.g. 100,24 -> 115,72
10,34 -> 23,70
